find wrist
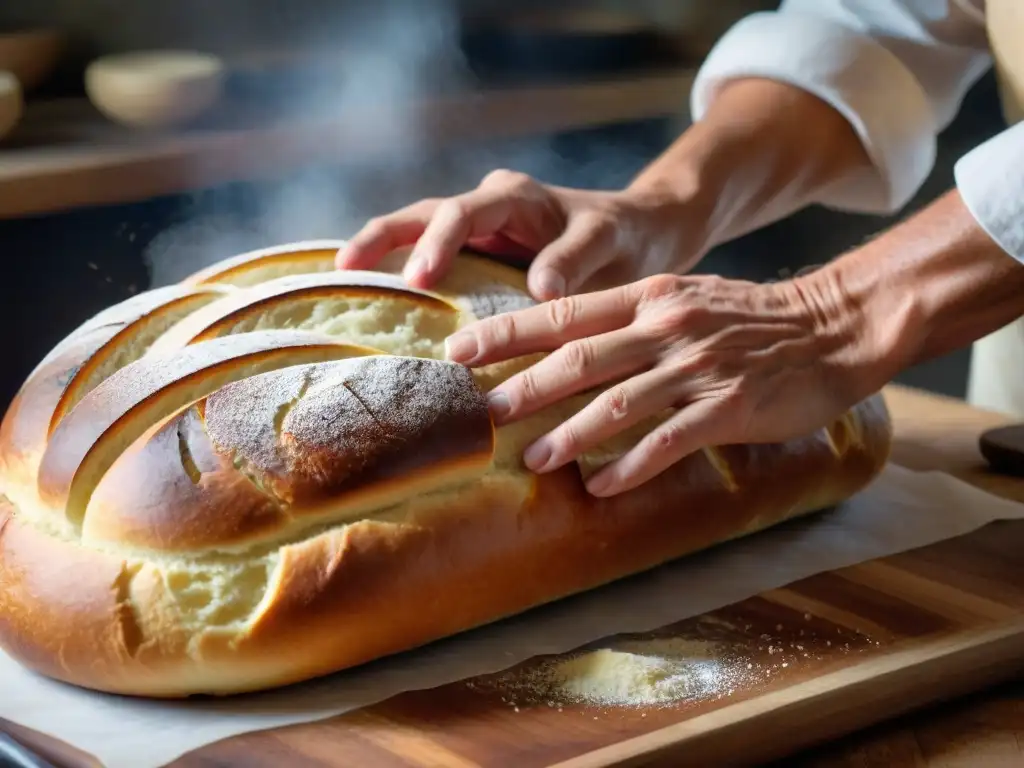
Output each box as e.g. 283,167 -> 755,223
795,189 -> 1024,394
786,258 -> 911,405
621,170 -> 715,257
629,78 -> 872,249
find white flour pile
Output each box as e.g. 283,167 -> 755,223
546,640 -> 726,706
477,636 -> 750,708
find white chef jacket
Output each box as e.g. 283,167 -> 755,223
690,0 -> 1024,264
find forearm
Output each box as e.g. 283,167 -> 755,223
803,189 -> 1024,388
627,1 -> 991,258
628,78 -> 872,249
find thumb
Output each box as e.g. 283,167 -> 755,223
527,216 -> 617,301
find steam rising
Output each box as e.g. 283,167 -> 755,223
143,1 -> 655,287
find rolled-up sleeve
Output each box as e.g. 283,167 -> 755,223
690,0 -> 992,216
955,122 -> 1024,263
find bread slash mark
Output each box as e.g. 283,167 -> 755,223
273,368 -> 314,438
177,417 -> 202,485
341,380 -> 400,441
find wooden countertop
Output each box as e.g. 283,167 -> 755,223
0,69 -> 694,220
786,385 -> 1024,768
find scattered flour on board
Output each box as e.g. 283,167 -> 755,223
469,617 -> 876,711
481,636 -> 751,708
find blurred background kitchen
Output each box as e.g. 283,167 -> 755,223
0,0 -> 1006,409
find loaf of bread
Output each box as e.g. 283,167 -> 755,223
0,240 -> 892,698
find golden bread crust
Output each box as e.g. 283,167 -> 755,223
0,242 -> 893,697
84,357 -> 496,552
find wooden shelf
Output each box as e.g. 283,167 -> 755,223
0,69 -> 695,220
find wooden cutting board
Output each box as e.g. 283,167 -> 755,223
5,385 -> 1024,768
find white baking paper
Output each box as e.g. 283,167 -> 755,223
3,463 -> 1024,768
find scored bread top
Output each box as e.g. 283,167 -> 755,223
148,270 -> 460,360
2,242 -> 541,549
49,289 -> 230,435
0,284 -> 229,505
82,356 -> 494,552
37,330 -> 379,522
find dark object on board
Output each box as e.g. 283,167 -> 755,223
980,424 -> 1024,476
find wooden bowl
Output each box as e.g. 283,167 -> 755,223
0,28 -> 63,92
0,71 -> 23,142
85,50 -> 225,129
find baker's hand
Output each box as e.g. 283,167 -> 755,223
444,272 -> 885,497
335,170 -> 706,301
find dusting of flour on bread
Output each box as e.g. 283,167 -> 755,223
459,282 -> 537,320
205,356 -> 491,504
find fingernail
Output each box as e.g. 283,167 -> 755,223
444,332 -> 478,363
585,471 -> 614,496
487,391 -> 511,420
523,439 -> 552,472
534,268 -> 566,300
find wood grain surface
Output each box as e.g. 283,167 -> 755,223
4,384 -> 1024,768
0,69 -> 694,220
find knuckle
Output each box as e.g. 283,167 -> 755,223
639,273 -> 684,301
361,216 -> 388,238
481,168 -> 533,193
482,313 -> 518,351
651,421 -> 686,455
648,303 -> 693,335
415,197 -> 444,216
516,369 -> 540,402
436,196 -> 470,223
600,385 -> 631,421
545,296 -> 580,331
551,422 -> 583,457
579,211 -> 615,240
559,339 -> 594,377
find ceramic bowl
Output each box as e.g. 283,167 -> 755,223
85,50 -> 225,129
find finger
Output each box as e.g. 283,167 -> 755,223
406,187 -> 537,288
584,397 -> 731,497
464,232 -> 538,262
520,364 -> 686,473
487,325 -> 655,425
443,283 -> 638,367
336,200 -> 440,271
527,215 -> 617,301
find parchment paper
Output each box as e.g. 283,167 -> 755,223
3,463 -> 1024,768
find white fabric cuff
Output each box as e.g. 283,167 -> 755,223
955,122 -> 1024,264
690,11 -> 938,215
